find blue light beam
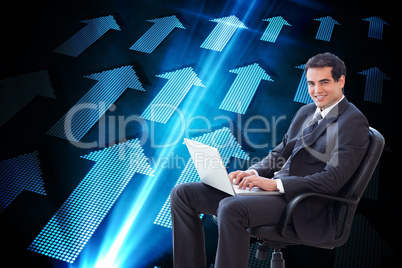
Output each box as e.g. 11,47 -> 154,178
28,139 -> 153,263
92,170 -> 161,268
88,2 -> 261,267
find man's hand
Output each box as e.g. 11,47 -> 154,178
238,175 -> 279,192
228,170 -> 255,185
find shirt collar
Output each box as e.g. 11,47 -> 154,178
315,95 -> 345,119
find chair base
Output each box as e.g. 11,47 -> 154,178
256,242 -> 285,268
255,242 -> 269,260
271,249 -> 285,268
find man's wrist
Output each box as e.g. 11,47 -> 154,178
275,179 -> 285,193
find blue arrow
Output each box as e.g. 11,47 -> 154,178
293,64 -> 313,104
140,67 -> 205,124
47,65 -> 144,142
154,127 -> 249,228
200,15 -> 248,52
130,15 -> 185,54
363,16 -> 389,40
260,16 -> 291,43
28,139 -> 153,263
358,67 -> 391,104
0,70 -> 55,127
54,15 -> 120,57
314,16 -> 340,42
219,63 -> 273,114
0,151 -> 46,213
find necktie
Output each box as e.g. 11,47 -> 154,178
298,112 -> 323,145
275,113 -> 323,176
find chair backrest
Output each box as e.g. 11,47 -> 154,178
333,127 -> 384,245
339,127 -> 385,200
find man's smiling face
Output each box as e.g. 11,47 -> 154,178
306,66 -> 345,110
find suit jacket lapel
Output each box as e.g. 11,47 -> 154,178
303,97 -> 349,147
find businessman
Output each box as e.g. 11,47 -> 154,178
170,52 -> 369,268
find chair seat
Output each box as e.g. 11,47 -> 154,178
248,225 -> 300,248
248,225 -> 335,250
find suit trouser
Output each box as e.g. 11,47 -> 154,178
170,182 -> 287,268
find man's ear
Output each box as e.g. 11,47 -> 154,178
338,74 -> 346,88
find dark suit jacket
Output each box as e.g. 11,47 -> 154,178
248,97 -> 369,243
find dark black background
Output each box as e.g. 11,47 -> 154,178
0,0 -> 400,267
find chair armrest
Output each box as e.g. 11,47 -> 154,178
280,192 -> 359,238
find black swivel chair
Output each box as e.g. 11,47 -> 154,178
247,127 -> 385,268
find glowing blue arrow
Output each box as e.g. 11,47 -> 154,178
314,16 -> 340,42
0,151 -> 46,213
0,70 -> 55,127
54,15 -> 120,57
261,16 -> 291,43
47,65 -> 144,142
219,63 -> 273,114
200,15 -> 248,52
293,64 -> 313,104
358,67 -> 391,104
140,67 -> 205,124
28,139 -> 154,263
130,15 -> 185,54
363,16 -> 389,40
154,127 -> 249,228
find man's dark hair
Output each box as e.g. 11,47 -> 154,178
305,52 -> 346,81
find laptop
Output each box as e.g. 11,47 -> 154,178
184,138 -> 282,196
